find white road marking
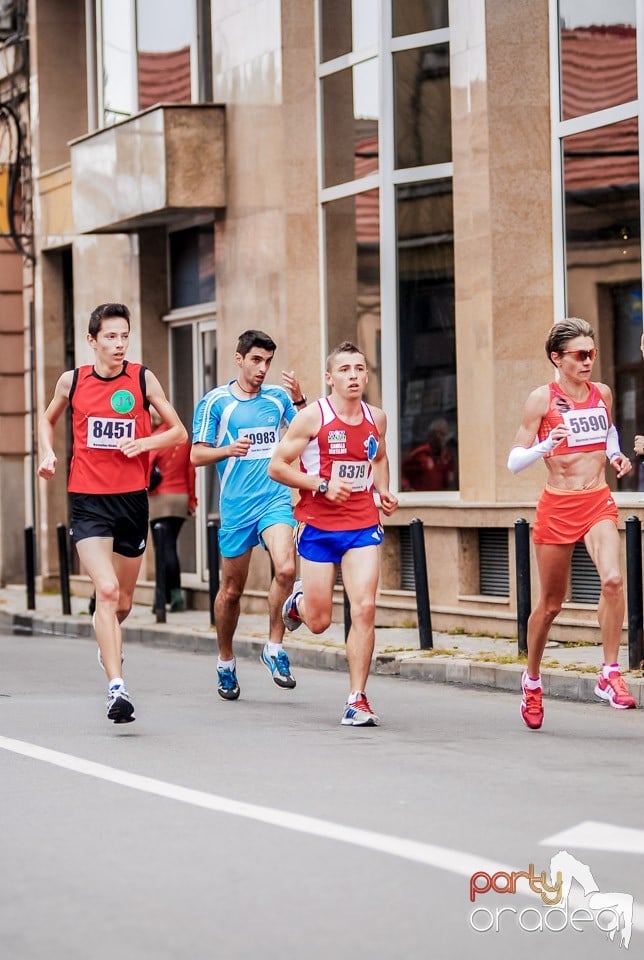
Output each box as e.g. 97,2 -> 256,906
2,734 -> 643,935
0,734 -> 517,878
541,820 -> 644,855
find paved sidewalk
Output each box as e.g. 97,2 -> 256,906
1,584 -> 643,705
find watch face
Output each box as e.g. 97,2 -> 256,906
318,480 -> 328,494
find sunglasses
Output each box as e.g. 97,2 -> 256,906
561,348 -> 597,362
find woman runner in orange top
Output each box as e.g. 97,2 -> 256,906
508,318 -> 636,730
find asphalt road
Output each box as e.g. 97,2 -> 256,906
1,630 -> 643,960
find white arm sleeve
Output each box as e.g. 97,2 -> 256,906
606,423 -> 621,461
507,437 -> 555,474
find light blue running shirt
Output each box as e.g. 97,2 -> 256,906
192,381 -> 297,529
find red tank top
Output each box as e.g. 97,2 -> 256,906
537,382 -> 609,457
67,361 -> 151,493
294,397 -> 380,531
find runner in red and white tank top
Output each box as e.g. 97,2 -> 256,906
294,395 -> 380,531
269,342 -> 399,727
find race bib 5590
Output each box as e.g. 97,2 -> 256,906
561,407 -> 609,447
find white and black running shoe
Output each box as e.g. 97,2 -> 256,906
106,685 -> 135,724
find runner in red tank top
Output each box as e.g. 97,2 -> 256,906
507,318 -> 636,730
269,341 -> 398,727
38,303 -> 187,725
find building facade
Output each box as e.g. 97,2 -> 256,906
0,0 -> 642,641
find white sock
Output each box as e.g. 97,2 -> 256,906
109,677 -> 124,691
218,657 -> 236,671
602,663 -> 619,679
348,690 -> 365,703
266,641 -> 282,657
523,672 -> 542,690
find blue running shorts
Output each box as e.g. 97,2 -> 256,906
218,507 -> 296,558
295,522 -> 384,564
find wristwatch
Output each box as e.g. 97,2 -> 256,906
317,478 -> 329,495
294,395 -> 307,408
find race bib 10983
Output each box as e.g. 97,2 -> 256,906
237,426 -> 278,460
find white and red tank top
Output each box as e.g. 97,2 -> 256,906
294,396 -> 380,531
67,361 -> 151,493
537,381 -> 609,457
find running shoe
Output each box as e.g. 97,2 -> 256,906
341,694 -> 380,726
594,670 -> 637,709
217,664 -> 240,701
94,614 -> 124,673
106,685 -> 135,724
260,643 -> 296,689
282,578 -> 303,632
520,670 -> 544,730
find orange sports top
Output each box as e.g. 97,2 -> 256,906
537,381 -> 609,458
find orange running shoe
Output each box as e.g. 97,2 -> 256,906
594,670 -> 637,709
521,670 -> 544,729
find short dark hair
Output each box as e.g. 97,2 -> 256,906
545,318 -> 595,365
326,340 -> 365,371
235,329 -> 277,357
89,303 -> 131,338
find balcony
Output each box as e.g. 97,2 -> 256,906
70,104 -> 225,234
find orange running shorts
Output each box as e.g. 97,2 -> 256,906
532,483 -> 618,544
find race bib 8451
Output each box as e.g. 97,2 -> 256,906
87,417 -> 135,449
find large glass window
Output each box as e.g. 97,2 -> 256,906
169,224 -> 215,309
325,191 -> 382,405
562,118 -> 642,491
320,0 -> 378,62
559,0 -> 636,121
394,43 -> 451,170
99,0 -> 211,126
392,0 -> 449,37
397,180 -> 457,491
322,60 -> 379,188
319,1 -> 453,492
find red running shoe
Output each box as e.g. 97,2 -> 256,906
521,670 -> 544,730
594,671 -> 637,709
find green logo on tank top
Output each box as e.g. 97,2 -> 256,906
111,389 -> 135,413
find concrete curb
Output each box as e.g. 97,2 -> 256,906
3,608 -> 644,707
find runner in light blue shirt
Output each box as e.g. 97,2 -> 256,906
191,329 -> 307,701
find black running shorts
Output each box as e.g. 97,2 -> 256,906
69,491 -> 149,558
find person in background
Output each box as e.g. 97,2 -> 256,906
148,414 -> 197,612
401,417 -> 456,491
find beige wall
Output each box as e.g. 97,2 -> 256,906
451,0 -> 554,507
31,0 -> 87,174
211,0 -> 321,395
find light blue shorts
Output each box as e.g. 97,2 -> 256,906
218,508 -> 296,559
295,522 -> 384,564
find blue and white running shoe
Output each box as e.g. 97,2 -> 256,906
217,664 -> 240,701
260,643 -> 296,689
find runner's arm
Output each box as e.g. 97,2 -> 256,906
38,370 -> 73,479
370,408 -> 398,517
507,386 -> 568,474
